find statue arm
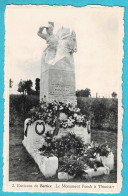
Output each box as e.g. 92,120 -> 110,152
37,26 -> 48,40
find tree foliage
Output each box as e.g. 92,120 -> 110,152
9,94 -> 39,124
35,78 -> 40,95
112,92 -> 117,98
9,78 -> 13,88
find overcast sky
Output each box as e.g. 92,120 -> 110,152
5,5 -> 124,97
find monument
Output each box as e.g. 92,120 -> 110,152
22,22 -> 114,179
38,22 -> 77,105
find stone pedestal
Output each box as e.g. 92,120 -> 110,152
40,57 -> 77,105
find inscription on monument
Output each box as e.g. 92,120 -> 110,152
49,85 -> 74,95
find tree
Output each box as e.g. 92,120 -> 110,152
9,78 -> 13,88
35,78 -> 40,95
112,92 -> 117,98
17,79 -> 33,95
25,80 -> 33,95
76,88 -> 91,97
18,80 -> 25,94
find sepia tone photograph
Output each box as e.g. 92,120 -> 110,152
4,5 -> 124,193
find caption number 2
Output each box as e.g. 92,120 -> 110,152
12,184 -> 15,187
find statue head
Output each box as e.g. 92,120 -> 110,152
46,21 -> 54,35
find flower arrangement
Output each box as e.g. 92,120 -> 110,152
84,142 -> 112,157
38,132 -> 112,178
28,101 -> 88,129
58,158 -> 87,178
39,132 -> 85,158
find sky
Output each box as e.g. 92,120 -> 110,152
5,5 -> 124,97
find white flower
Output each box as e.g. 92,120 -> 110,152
59,106 -> 63,110
53,106 -> 57,110
76,108 -> 80,113
74,113 -> 77,118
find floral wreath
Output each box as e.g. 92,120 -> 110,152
35,121 -> 45,135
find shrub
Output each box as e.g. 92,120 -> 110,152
9,94 -> 39,124
77,97 -> 118,131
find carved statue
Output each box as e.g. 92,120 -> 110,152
38,22 -> 77,104
37,22 -> 77,67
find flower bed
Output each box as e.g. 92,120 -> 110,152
38,132 -> 114,179
23,124 -> 114,179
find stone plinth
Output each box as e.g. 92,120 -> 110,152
40,57 -> 77,105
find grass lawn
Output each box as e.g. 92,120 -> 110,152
9,122 -> 117,182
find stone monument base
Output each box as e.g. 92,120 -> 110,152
22,119 -> 91,177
